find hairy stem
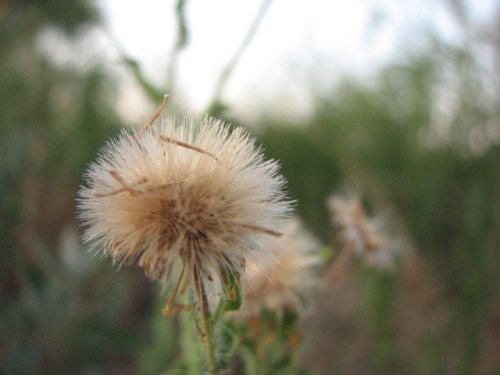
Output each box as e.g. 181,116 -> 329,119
180,291 -> 202,375
242,345 -> 259,375
194,266 -> 218,375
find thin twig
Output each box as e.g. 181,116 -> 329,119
103,28 -> 164,103
159,135 -> 219,161
240,223 -> 283,237
93,169 -> 181,198
139,94 -> 170,136
93,170 -> 139,197
167,0 -> 190,92
206,0 -> 274,114
92,187 -> 131,198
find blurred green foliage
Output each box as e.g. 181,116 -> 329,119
258,37 -> 499,374
1,1 -> 499,374
0,1 -> 144,374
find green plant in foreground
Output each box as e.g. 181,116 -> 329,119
77,96 -> 292,374
230,218 -> 321,375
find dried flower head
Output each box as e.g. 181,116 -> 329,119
239,218 -> 320,318
78,106 -> 291,314
328,196 -> 384,254
327,195 -> 397,268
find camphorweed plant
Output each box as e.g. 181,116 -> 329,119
232,218 -> 321,374
77,96 -> 292,374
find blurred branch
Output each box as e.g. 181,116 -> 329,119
174,0 -> 189,49
167,0 -> 190,93
102,1 -> 190,104
444,0 -> 468,28
206,0 -> 274,116
104,28 -> 164,103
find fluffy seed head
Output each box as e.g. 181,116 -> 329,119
78,115 -> 292,294
239,218 -> 320,317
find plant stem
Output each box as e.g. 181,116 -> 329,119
194,267 -> 218,375
211,294 -> 227,325
180,291 -> 201,375
167,0 -> 190,93
242,346 -> 259,375
207,0 -> 274,114
201,306 -> 218,375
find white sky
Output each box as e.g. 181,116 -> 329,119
96,0 -> 496,123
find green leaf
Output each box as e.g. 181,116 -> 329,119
224,272 -> 242,312
216,323 -> 237,368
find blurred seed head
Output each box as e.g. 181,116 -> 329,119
327,195 -> 399,269
238,218 -> 321,318
77,115 -> 292,298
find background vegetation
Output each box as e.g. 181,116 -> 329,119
1,0 -> 498,374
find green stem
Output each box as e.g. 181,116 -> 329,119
103,27 -> 164,103
180,290 -> 201,374
211,295 -> 227,325
167,0 -> 189,92
194,267 -> 218,375
242,345 -> 259,375
201,308 -> 217,375
207,0 -> 274,114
